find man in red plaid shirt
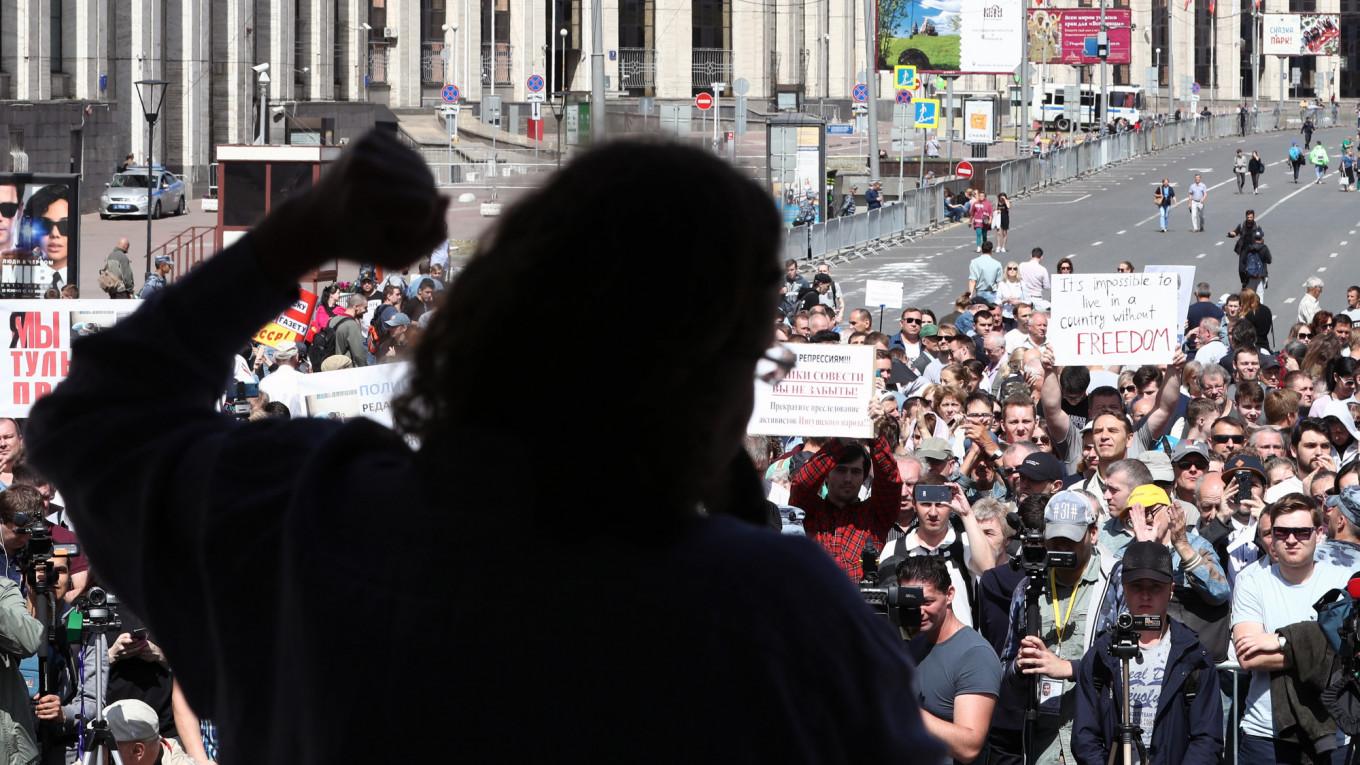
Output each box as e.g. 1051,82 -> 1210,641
791,434 -> 902,579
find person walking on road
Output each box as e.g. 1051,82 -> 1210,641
1303,115 -> 1315,148
971,191 -> 994,252
995,193 -> 1012,254
1299,277 -> 1325,324
1188,174 -> 1208,232
1239,104 -> 1249,136
1238,228 -> 1271,294
1344,148 -> 1357,191
1233,149 -> 1248,193
1156,178 -> 1175,232
1288,140 -> 1305,183
1227,209 -> 1262,270
1310,143 -> 1330,184
1248,150 -> 1265,194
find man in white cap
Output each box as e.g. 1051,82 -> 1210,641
105,699 -> 197,765
257,343 -> 305,418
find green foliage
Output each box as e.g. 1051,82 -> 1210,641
884,34 -> 961,71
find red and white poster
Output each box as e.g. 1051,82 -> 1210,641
1027,9 -> 1132,65
253,288 -> 318,350
0,300 -> 138,416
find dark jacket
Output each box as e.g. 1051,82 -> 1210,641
1238,241 -> 1272,283
1249,156 -> 1266,174
1228,221 -> 1263,256
1072,620 -> 1223,765
1274,620 -> 1345,763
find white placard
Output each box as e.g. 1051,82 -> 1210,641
960,0 -> 1024,72
1263,14 -> 1302,56
747,344 -> 874,438
1144,265 -> 1196,330
964,100 -> 995,144
294,362 -> 411,427
865,279 -> 905,309
1050,273 -> 1179,367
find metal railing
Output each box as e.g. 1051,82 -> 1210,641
367,46 -> 391,84
618,48 -> 656,92
692,48 -> 732,91
481,43 -> 512,86
421,41 -> 448,85
431,161 -> 559,186
784,112 -> 1279,263
154,226 -> 217,283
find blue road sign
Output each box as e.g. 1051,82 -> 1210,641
895,89 -> 913,105
827,124 -> 855,135
527,74 -> 545,93
913,98 -> 940,129
852,83 -> 869,103
441,83 -> 461,103
1083,37 -> 1098,57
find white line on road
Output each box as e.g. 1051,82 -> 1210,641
1259,180 -> 1316,220
1343,241 -> 1350,246
1117,230 -> 1126,235
1285,297 -> 1297,304
1215,241 -> 1224,246
1027,193 -> 1092,205
1092,241 -> 1103,246
1196,253 -> 1206,258
1320,267 -> 1328,272
1332,253 -> 1339,258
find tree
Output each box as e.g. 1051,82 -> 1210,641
878,0 -> 913,67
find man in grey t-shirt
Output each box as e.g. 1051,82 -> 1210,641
1187,174 -> 1208,232
900,556 -> 1002,765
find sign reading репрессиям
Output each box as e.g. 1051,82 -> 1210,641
747,344 -> 874,438
1051,273 -> 1178,367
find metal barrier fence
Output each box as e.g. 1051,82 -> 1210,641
792,114 -> 1278,263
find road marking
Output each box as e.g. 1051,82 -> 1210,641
1117,230 -> 1126,235
1319,267 -> 1328,272
1258,179 -> 1315,219
1332,253 -> 1339,258
1285,297 -> 1297,304
1028,194 -> 1092,205
1196,253 -> 1206,258
1092,241 -> 1103,246
1215,241 -> 1224,246
1343,241 -> 1350,246
935,252 -> 943,256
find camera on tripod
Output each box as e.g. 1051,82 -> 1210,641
74,587 -> 122,635
1110,612 -> 1163,659
1014,526 -> 1078,575
13,511 -> 77,568
858,544 -> 924,635
224,381 -> 259,420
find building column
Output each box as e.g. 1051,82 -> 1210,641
299,0 -> 336,100
268,0 -> 296,102
174,0 -> 211,186
334,0 -> 367,101
733,0 -> 771,98
72,0 -> 110,100
509,0 -> 530,99
461,0 -> 483,102
15,0 -> 53,101
654,0 -> 690,98
128,0 -> 164,164
1212,7 -> 1239,101
221,0 -> 254,143
603,0 -> 620,96
827,0 -> 861,99
387,0 -> 422,107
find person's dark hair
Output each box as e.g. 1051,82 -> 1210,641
1283,341 -> 1308,365
1294,417 -> 1330,449
965,391 -> 995,411
0,485 -> 42,524
1018,493 -> 1050,532
1031,247 -> 1043,259
1235,382 -> 1264,406
865,331 -> 891,347
1088,385 -> 1122,406
1229,320 -> 1258,353
8,462 -> 46,489
962,358 -> 986,381
383,285 -> 404,301
896,555 -> 952,592
263,401 -> 291,419
1056,257 -> 1075,273
1212,415 -> 1247,433
1302,333 -> 1344,378
22,184 -> 69,222
809,330 -> 840,343
1338,458 -> 1360,487
1328,357 -> 1360,392
1266,493 -> 1323,528
1311,310 -> 1336,338
392,142 -> 781,511
1132,366 -> 1162,390
1337,314 -> 1354,328
1060,366 -> 1090,398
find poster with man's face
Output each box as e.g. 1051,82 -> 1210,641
0,174 -> 81,299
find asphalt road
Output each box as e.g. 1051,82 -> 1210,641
826,124 -> 1360,343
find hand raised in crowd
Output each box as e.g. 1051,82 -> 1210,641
1016,635 -> 1073,678
253,129 -> 449,282
946,483 -> 972,518
1128,502 -> 1170,544
32,693 -> 62,723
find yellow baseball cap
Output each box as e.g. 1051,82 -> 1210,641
1127,484 -> 1171,509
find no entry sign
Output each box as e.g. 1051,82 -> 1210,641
695,92 -> 714,110
956,160 -> 975,179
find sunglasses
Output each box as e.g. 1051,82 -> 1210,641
1121,385 -> 1137,393
1299,332 -> 1313,339
902,317 -> 922,324
1177,459 -> 1209,471
1271,526 -> 1316,542
1212,434 -> 1245,444
0,203 -> 18,219
40,217 -> 69,237
1033,436 -> 1052,445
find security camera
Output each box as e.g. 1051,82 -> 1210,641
271,105 -> 287,115
442,23 -> 457,32
361,22 -> 373,31
252,62 -> 270,73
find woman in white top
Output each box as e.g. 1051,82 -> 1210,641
996,261 -> 1028,331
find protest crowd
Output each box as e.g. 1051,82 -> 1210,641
768,236 -> 1360,765
1,132 -> 1360,763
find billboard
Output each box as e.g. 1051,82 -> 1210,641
1027,9 -> 1132,65
0,300 -> 138,417
1263,14 -> 1340,56
959,0 -> 1024,73
0,175 -> 81,299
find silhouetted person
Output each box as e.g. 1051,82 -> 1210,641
26,132 -> 940,763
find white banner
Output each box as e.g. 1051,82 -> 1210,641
294,362 -> 411,427
1144,265 -> 1196,332
865,280 -> 904,309
1263,15 -> 1301,56
1050,274 -> 1179,367
0,300 -> 139,417
961,0 -> 1025,73
747,344 -> 874,438
964,100 -> 995,144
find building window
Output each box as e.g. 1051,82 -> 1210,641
51,1 -> 62,73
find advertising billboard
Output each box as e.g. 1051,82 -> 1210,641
882,0 -> 1023,72
960,0 -> 1025,73
0,175 -> 81,299
1027,9 -> 1132,65
1263,14 -> 1340,56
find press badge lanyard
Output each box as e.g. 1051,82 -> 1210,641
1048,569 -> 1082,652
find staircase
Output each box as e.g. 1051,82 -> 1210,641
153,226 -> 216,283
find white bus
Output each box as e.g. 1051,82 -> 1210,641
1039,84 -> 1144,131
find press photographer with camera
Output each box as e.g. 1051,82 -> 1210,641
1071,541 -> 1224,765
0,492 -> 44,763
994,490 -> 1114,765
1232,493 -> 1352,764
899,556 -> 1001,765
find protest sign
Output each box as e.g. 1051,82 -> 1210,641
748,344 -> 874,438
253,288 -> 318,350
1143,265 -> 1195,330
865,280 -> 904,309
0,300 -> 137,416
294,362 -> 410,427
1050,273 -> 1179,367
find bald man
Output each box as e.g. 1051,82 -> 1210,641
103,237 -> 135,298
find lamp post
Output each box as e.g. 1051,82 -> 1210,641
361,23 -> 373,101
134,79 -> 167,278
557,28 -> 568,166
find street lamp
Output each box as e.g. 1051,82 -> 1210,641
361,23 -> 373,101
253,63 -> 271,144
554,28 -> 569,168
133,78 -> 167,278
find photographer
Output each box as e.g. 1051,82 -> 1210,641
995,490 -> 1115,765
899,556 -> 1001,765
0,507 -> 43,762
26,551 -> 105,765
1232,493 -> 1351,763
1072,541 -> 1223,765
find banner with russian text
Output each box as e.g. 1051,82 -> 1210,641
1051,274 -> 1178,367
293,362 -> 410,428
747,344 -> 875,438
0,300 -> 138,417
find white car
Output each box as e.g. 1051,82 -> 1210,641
99,167 -> 187,219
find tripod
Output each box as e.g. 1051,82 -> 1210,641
1106,633 -> 1150,765
1021,568 -> 1045,765
79,630 -> 121,765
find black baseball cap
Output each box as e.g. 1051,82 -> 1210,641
1017,452 -> 1063,482
1122,541 -> 1173,584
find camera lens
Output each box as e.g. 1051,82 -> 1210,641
1116,612 -> 1134,630
87,587 -> 106,607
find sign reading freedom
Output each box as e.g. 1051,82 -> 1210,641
747,344 -> 874,438
1050,273 -> 1178,367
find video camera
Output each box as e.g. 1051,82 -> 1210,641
224,381 -> 259,420
859,543 -> 924,636
1012,523 -> 1078,576
72,587 -> 122,636
1110,612 -> 1163,660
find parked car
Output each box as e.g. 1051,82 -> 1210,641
99,166 -> 187,219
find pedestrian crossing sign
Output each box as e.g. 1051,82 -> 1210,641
913,98 -> 940,129
894,65 -> 917,90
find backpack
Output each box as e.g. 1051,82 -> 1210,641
1244,248 -> 1266,278
1290,146 -> 1303,162
308,317 -> 354,370
97,260 -> 127,295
